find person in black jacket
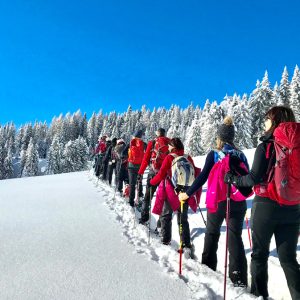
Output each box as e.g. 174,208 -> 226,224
102,138 -> 117,183
114,139 -> 129,194
179,116 -> 250,287
225,106 -> 300,300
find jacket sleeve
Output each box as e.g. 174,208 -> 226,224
121,144 -> 129,159
237,143 -> 271,187
103,146 -> 112,163
150,155 -> 172,186
138,140 -> 153,175
186,151 -> 215,196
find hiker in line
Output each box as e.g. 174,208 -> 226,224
114,139 -> 129,195
123,130 -> 145,207
150,138 -> 196,258
104,137 -> 118,185
94,135 -> 107,177
179,116 -> 250,287
224,106 -> 300,300
101,138 -> 112,181
137,128 -> 170,225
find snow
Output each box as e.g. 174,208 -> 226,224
0,172 -> 189,300
0,149 -> 299,299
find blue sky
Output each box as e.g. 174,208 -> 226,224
0,0 -> 299,125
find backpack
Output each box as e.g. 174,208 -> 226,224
151,137 -> 169,172
170,154 -> 195,187
262,122 -> 300,205
206,149 -> 253,213
128,138 -> 144,165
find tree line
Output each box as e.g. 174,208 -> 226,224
0,65 -> 299,180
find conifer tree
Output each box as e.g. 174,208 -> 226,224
272,82 -> 280,105
23,138 -> 39,177
48,135 -> 64,174
278,66 -> 291,106
234,96 -> 253,149
290,65 -> 300,121
3,149 -> 13,179
249,80 -> 270,146
185,112 -> 203,156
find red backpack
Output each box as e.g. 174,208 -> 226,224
151,137 -> 169,172
128,138 -> 144,165
261,122 -> 300,205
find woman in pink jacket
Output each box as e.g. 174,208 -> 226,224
150,138 -> 196,258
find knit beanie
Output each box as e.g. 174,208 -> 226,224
133,129 -> 144,138
217,116 -> 235,143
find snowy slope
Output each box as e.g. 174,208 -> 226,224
0,148 -> 299,300
0,172 -> 190,300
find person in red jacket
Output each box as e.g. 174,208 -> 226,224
138,128 -> 170,224
123,130 -> 145,207
150,138 -> 195,256
94,135 -> 107,177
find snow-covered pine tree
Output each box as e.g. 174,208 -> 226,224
248,79 -> 270,147
278,66 -> 291,106
0,128 -> 7,179
145,122 -> 158,141
3,149 -> 13,179
74,136 -> 89,171
21,123 -> 33,151
201,101 -> 223,153
272,82 -> 280,106
261,71 -> 274,107
167,105 -> 182,138
80,113 -> 88,141
47,135 -> 64,174
185,112 -> 204,156
19,149 -> 26,177
290,65 -> 300,121
23,138 -> 39,177
157,107 -> 170,132
234,95 -> 253,149
87,112 -> 98,148
62,137 -> 89,173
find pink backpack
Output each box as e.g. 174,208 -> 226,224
206,151 -> 253,213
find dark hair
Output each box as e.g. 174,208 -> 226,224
265,106 -> 296,134
156,128 -> 166,137
169,137 -> 184,150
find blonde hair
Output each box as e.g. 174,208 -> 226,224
223,116 -> 234,126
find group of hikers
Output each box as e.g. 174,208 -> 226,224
92,105 -> 300,300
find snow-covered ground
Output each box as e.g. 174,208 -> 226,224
0,149 -> 299,299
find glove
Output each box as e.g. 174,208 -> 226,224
224,172 -> 238,185
137,174 -> 142,182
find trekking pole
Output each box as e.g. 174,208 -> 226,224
148,185 -> 153,245
245,214 -> 252,250
133,178 -> 141,227
224,183 -> 231,300
198,204 -> 207,227
179,200 -> 184,276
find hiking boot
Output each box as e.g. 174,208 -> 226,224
139,214 -> 149,224
138,218 -> 148,225
184,244 -> 195,259
161,238 -> 171,246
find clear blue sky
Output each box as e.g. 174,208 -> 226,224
0,0 -> 299,125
